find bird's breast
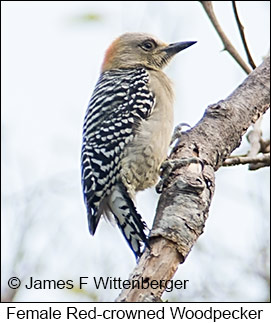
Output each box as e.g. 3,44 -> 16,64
120,70 -> 174,196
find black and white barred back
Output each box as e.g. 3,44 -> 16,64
81,68 -> 155,258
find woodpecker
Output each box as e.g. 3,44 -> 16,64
81,32 -> 196,259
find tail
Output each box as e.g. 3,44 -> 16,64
109,182 -> 149,259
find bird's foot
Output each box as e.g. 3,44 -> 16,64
156,157 -> 202,193
170,122 -> 191,147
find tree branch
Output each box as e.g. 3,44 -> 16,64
200,1 -> 252,74
116,55 -> 270,302
223,153 -> 270,168
232,1 -> 257,70
201,1 -> 268,171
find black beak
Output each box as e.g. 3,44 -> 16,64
164,41 -> 197,56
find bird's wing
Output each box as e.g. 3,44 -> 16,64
81,68 -> 155,234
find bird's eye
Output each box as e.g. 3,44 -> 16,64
141,40 -> 156,51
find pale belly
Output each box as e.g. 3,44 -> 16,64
120,112 -> 173,196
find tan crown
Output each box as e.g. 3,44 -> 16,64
101,33 -> 173,72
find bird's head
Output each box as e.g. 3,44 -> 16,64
101,32 -> 196,72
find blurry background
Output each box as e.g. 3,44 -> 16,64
1,1 -> 270,302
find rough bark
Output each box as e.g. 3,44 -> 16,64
116,55 -> 270,302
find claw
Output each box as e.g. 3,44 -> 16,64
156,157 -> 203,193
170,123 -> 191,146
155,180 -> 164,194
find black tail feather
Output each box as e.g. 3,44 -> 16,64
109,182 -> 149,259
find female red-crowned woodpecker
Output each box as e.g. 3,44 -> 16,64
81,32 -> 196,258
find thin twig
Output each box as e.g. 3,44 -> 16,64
200,1 -> 252,74
223,153 -> 270,168
232,1 -> 257,69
